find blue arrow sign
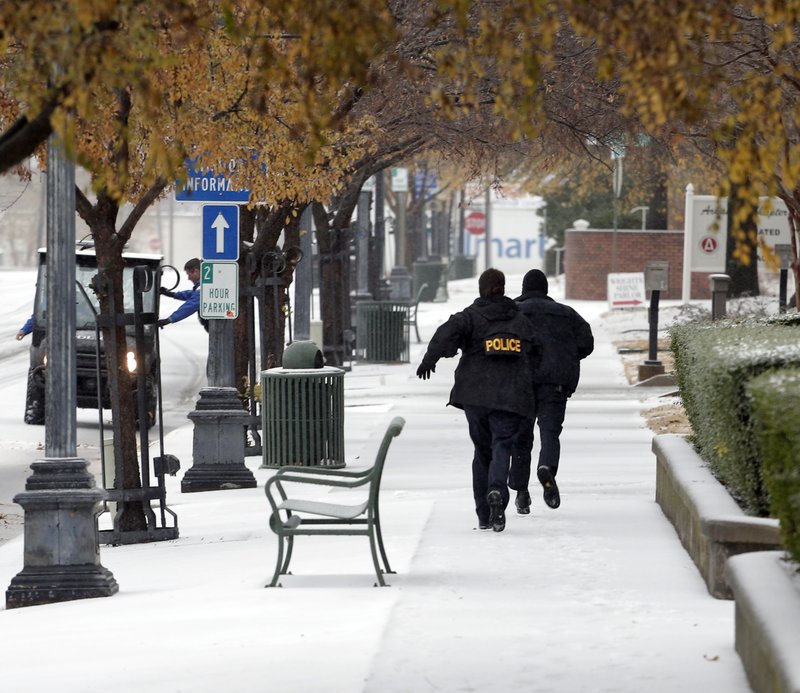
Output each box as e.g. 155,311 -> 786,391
202,205 -> 239,261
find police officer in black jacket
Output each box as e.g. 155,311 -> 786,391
509,269 -> 594,513
416,268 -> 540,532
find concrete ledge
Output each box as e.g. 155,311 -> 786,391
634,372 -> 677,387
653,434 -> 781,599
728,552 -> 800,693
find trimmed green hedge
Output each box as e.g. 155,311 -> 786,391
670,318 -> 800,516
747,369 -> 800,564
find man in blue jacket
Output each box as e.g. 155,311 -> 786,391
16,315 -> 33,340
510,269 -> 594,513
158,258 -> 207,331
416,268 -> 540,532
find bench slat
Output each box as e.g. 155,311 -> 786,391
279,498 -> 369,520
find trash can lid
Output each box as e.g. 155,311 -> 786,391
282,340 -> 324,369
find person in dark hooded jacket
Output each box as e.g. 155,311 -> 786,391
416,268 -> 540,532
509,268 -> 594,513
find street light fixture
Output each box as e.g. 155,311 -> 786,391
630,206 -> 649,230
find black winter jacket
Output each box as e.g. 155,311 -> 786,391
421,296 -> 540,417
514,290 -> 594,394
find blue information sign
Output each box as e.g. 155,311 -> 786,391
175,162 -> 250,203
202,205 -> 239,261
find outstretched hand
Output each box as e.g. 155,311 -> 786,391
157,318 -> 170,328
416,362 -> 435,380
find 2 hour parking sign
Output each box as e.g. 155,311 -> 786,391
200,261 -> 238,319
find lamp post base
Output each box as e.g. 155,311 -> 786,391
6,564 -> 119,609
183,387 -> 256,493
5,457 -> 118,609
638,360 -> 666,382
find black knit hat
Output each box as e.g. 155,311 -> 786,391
522,269 -> 548,293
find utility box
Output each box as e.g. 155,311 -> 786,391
261,341 -> 345,468
775,243 -> 792,269
355,301 -> 410,363
645,261 -> 670,292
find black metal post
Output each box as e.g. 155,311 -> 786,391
710,274 -> 730,321
637,287 -> 665,383
779,268 -> 788,313
293,208 -> 313,340
374,171 -> 386,297
648,289 -> 660,362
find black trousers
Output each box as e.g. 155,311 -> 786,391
463,405 -> 526,521
509,383 -> 569,491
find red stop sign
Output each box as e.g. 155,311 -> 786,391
465,211 -> 486,235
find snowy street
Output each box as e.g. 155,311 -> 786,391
0,271 -> 751,692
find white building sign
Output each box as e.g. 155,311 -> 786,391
682,185 -> 791,301
688,194 -> 790,271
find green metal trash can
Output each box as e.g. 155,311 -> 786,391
449,255 -> 477,280
261,354 -> 345,468
413,260 -> 446,301
355,301 -> 410,363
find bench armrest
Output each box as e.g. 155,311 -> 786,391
265,470 -> 371,509
268,472 -> 371,491
274,464 -> 371,480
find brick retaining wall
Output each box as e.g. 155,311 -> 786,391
564,227 -> 713,300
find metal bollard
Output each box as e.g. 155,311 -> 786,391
709,273 -> 730,321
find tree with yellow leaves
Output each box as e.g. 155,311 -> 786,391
0,0 -> 397,175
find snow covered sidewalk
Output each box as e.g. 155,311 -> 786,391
0,277 -> 752,692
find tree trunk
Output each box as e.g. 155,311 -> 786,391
313,201 -> 356,366
650,169 -> 668,230
234,206 -> 256,399
725,182 -> 759,298
90,200 -> 146,532
784,190 -> 800,309
244,204 -> 305,371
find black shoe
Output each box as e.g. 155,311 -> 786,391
478,518 -> 491,530
537,466 -> 561,509
515,489 -> 531,515
487,490 -> 506,532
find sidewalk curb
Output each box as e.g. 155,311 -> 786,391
652,434 -> 781,599
727,551 -> 800,693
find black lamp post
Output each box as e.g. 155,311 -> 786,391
6,134 -> 118,608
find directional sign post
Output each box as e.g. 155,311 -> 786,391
607,272 -> 646,310
202,205 -> 239,261
200,261 -> 239,319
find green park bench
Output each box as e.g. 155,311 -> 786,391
408,282 -> 428,343
264,416 -> 405,587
